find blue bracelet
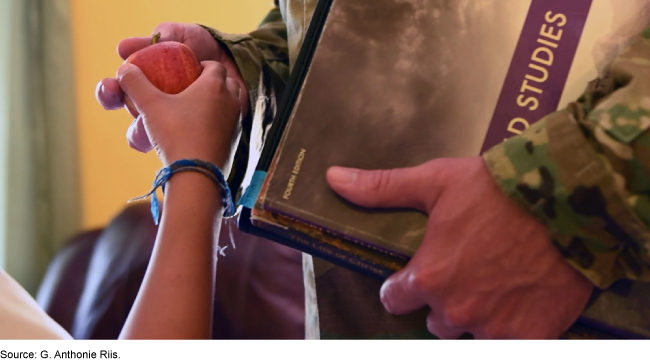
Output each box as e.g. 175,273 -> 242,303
129,159 -> 236,225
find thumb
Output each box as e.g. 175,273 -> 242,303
117,63 -> 163,112
326,165 -> 438,212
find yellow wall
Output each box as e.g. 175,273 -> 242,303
71,0 -> 274,229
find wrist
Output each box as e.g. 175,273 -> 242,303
164,160 -> 235,218
163,147 -> 233,173
165,171 -> 222,199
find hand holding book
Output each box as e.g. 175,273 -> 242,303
326,157 -> 594,339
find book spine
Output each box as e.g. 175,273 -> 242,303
265,205 -> 411,262
480,0 -> 592,152
255,0 -> 334,173
251,216 -> 396,279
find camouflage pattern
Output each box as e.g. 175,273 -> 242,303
206,0 -> 650,338
200,6 -> 290,203
484,28 -> 650,289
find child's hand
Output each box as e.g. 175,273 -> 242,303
117,61 -> 241,171
95,23 -> 249,155
97,23 -> 248,114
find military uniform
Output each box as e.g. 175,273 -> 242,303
205,0 -> 650,338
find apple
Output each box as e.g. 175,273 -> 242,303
122,32 -> 202,117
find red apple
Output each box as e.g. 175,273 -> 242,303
122,33 -> 202,117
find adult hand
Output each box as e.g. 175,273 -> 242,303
117,60 -> 241,170
326,157 -> 594,339
96,23 -> 249,153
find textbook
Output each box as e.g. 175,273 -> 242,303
237,0 -> 650,338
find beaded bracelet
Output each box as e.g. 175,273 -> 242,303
129,159 -> 236,225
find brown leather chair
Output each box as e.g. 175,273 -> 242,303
36,203 -> 305,339
212,222 -> 305,339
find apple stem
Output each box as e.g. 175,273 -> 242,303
152,32 -> 161,45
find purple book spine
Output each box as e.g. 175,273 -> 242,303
481,0 -> 592,152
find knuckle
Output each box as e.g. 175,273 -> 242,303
404,269 -> 440,294
214,81 -> 229,97
444,306 -> 473,328
154,22 -> 175,33
215,61 -> 227,74
204,75 -> 226,92
121,69 -> 144,85
366,169 -> 394,194
205,67 -> 227,86
206,62 -> 227,79
426,317 -> 454,340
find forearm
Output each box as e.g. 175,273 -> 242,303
484,27 -> 650,288
119,173 -> 222,339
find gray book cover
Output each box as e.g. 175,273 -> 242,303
253,0 -> 650,337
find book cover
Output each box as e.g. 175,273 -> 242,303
239,0 -> 650,338
259,0 -> 611,256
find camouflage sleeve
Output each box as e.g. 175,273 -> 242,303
199,3 -> 290,198
483,27 -> 650,289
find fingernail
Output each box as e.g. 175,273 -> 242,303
379,283 -> 393,312
95,82 -> 105,97
328,167 -> 359,184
